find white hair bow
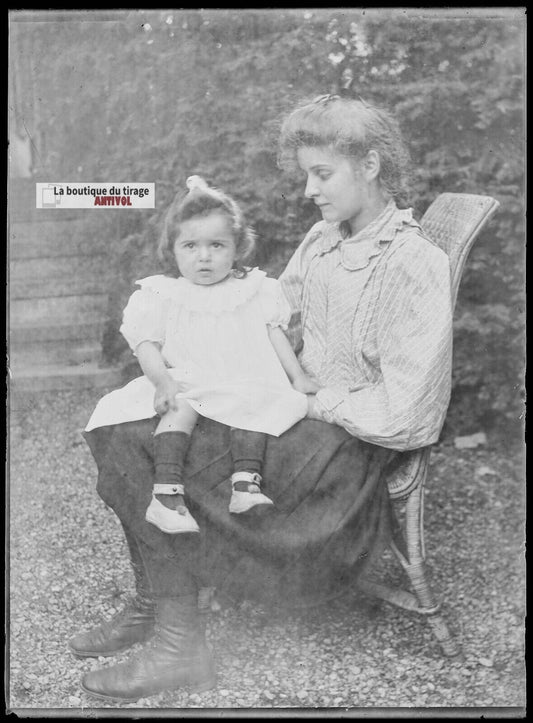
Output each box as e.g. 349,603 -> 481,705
186,175 -> 209,192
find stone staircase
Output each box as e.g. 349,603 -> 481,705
8,178 -> 122,408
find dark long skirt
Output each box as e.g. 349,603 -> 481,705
84,417 -> 397,608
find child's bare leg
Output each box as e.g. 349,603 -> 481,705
146,402 -> 199,534
156,401 -> 198,435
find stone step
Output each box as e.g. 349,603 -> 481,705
10,293 -> 109,326
9,199 -> 86,224
9,361 -> 123,394
10,276 -> 110,300
8,178 -> 38,222
9,179 -> 85,223
10,340 -> 103,368
10,320 -> 106,344
9,220 -> 109,258
10,254 -> 109,281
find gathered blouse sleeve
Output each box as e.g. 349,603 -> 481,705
279,222 -> 324,351
312,239 -> 454,451
119,276 -> 170,354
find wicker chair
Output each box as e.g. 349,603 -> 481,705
358,193 -> 500,657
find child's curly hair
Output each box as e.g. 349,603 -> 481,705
158,177 -> 257,277
278,94 -> 412,208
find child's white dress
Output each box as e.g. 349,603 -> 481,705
85,268 -> 308,436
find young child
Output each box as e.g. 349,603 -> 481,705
85,176 -> 318,534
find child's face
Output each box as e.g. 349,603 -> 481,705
297,145 -> 373,233
173,211 -> 237,285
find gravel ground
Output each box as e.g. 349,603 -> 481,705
7,389 -> 526,715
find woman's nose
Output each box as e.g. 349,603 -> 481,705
304,177 -> 318,198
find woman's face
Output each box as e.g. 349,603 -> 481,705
173,211 -> 237,286
297,146 -> 378,234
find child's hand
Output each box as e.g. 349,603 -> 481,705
154,379 -> 183,415
292,374 -> 321,395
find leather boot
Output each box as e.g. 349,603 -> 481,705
69,528 -> 155,658
80,594 -> 216,702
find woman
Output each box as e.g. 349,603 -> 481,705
72,95 -> 453,703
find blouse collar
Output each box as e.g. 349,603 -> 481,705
316,200 -> 421,271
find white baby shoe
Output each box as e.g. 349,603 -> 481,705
145,483 -> 200,534
229,472 -> 274,514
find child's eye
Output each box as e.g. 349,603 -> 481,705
211,242 -> 222,249
317,172 -> 332,181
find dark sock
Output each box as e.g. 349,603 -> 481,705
153,431 -> 190,511
230,429 -> 267,491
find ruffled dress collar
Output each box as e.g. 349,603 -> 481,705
316,200 -> 421,271
136,268 -> 267,315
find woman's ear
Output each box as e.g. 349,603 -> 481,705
363,150 -> 381,181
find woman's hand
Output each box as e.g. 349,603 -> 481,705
292,373 -> 321,395
153,379 -> 183,415
292,375 -> 323,419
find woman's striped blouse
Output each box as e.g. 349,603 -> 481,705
279,201 -> 453,451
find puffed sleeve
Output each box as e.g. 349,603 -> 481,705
257,278 -> 292,330
278,222 -> 324,351
311,239 -> 453,450
119,279 -> 170,354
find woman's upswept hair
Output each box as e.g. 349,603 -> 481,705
158,177 -> 256,277
278,94 -> 412,208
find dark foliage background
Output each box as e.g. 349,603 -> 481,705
12,8 -> 525,438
